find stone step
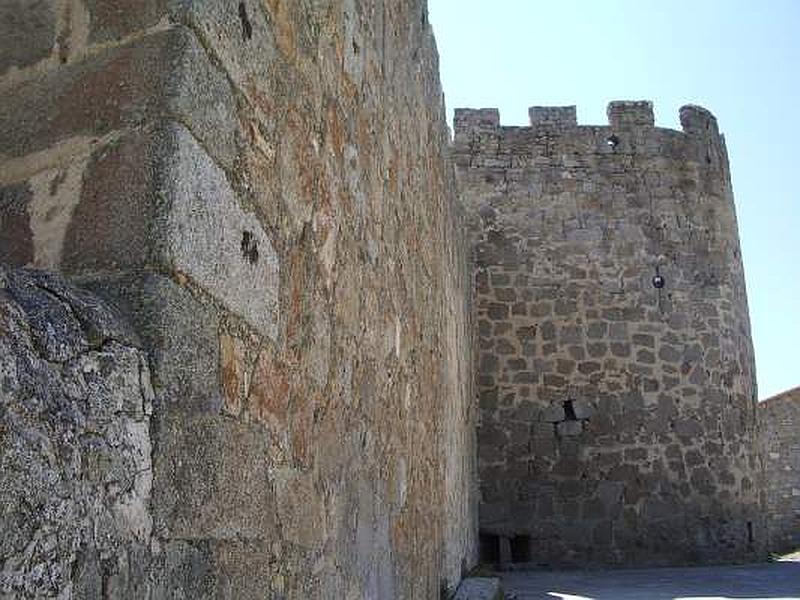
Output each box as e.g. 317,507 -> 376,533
453,577 -> 503,600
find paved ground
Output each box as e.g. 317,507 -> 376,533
502,562 -> 800,600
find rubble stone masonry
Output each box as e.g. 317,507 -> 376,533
452,102 -> 763,566
760,387 -> 800,555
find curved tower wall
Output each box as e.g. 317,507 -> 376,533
453,101 -> 762,566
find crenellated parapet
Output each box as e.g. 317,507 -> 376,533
453,101 -> 731,186
457,101 -> 719,146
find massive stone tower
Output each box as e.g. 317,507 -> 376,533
452,102 -> 762,566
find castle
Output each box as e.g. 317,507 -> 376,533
0,1 -> 795,598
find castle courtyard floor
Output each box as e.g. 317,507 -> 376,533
501,561 -> 800,600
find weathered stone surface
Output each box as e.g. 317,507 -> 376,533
85,0 -> 168,43
152,416 -> 278,540
60,130 -> 162,273
0,0 -> 56,75
0,26 -> 238,168
0,266 -> 153,598
456,103 -> 762,567
163,126 -> 279,339
760,386 -> 800,555
85,271 -> 223,414
454,577 -> 502,600
1,1 -> 479,598
0,183 -> 35,265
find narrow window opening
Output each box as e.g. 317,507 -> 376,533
563,399 -> 577,421
747,521 -> 754,545
606,134 -> 619,149
241,231 -> 259,264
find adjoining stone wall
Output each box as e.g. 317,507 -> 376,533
760,387 -> 800,554
0,1 -> 477,597
452,102 -> 763,566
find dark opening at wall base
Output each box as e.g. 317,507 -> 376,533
479,532 -> 500,564
479,532 -> 532,567
510,534 -> 532,563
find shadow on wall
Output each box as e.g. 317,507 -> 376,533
501,561 -> 800,600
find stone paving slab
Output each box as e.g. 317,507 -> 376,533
502,562 -> 800,600
454,576 -> 502,599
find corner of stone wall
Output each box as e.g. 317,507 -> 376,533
0,1 -> 479,597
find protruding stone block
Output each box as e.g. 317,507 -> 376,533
164,125 -> 279,340
38,123 -> 280,341
0,26 -> 238,169
454,108 -> 500,134
529,106 -> 577,128
607,100 -> 655,128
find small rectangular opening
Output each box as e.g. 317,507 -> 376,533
510,535 -> 532,563
479,532 -> 500,564
563,399 -> 577,421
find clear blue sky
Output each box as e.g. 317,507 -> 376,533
429,0 -> 800,400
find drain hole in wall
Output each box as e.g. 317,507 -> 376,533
563,399 -> 577,421
238,2 -> 253,40
606,135 -> 619,149
510,535 -> 532,563
241,231 -> 259,265
479,533 -> 500,564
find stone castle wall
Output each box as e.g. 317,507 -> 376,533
452,102 -> 763,566
0,1 -> 477,597
760,387 -> 800,554
2,0 -> 795,590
